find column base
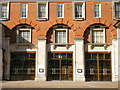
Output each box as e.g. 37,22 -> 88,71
112,75 -> 118,82
75,75 -> 85,82
35,75 -> 46,81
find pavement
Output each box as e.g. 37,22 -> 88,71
1,80 -> 119,89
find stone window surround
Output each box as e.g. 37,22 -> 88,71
73,1 -> 85,21
112,1 -> 120,20
36,1 -> 48,21
0,1 -> 10,21
20,4 -> 28,19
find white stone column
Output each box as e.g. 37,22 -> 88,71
0,24 -> 3,81
74,38 -> 85,82
118,28 -> 120,81
35,38 -> 47,81
112,38 -> 118,82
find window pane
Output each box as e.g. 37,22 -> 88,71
75,4 -> 82,18
38,4 -> 46,18
21,4 -> 27,18
92,53 -> 97,59
94,3 -> 100,18
55,30 -> 66,44
115,3 -> 120,18
92,30 -> 103,43
18,30 -> 30,43
57,4 -> 64,18
98,54 -> 104,59
1,4 -> 7,18
105,53 -> 110,59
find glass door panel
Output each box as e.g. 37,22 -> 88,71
99,60 -> 111,81
85,60 -> 98,81
61,60 -> 73,80
47,60 -> 60,80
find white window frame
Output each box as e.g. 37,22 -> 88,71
0,2 -> 9,20
20,4 -> 28,18
94,3 -> 101,18
113,2 -> 120,20
57,4 -> 64,18
17,28 -> 32,43
90,26 -> 105,44
37,1 -> 48,20
73,1 -> 85,20
54,28 -> 68,44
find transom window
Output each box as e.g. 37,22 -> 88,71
115,3 -> 120,19
37,2 -> 48,20
0,2 -> 9,20
57,4 -> 64,18
55,29 -> 67,44
20,4 -> 28,18
94,3 -> 101,18
91,25 -> 105,44
17,28 -> 31,43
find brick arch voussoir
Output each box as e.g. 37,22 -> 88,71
44,21 -> 77,37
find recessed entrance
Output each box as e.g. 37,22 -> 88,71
10,52 -> 35,81
85,52 -> 111,81
47,52 -> 73,81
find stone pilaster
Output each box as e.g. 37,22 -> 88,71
35,38 -> 47,81
112,38 -> 118,82
74,38 -> 85,82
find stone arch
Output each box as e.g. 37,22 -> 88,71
83,23 -> 108,44
46,23 -> 73,44
44,20 -> 78,37
1,19 -> 38,30
10,24 -> 35,43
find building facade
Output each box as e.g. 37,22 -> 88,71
0,0 -> 119,82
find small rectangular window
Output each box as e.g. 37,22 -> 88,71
92,30 -> 103,43
115,3 -> 120,19
0,2 -> 9,20
94,3 -> 101,18
20,4 -> 28,18
57,4 -> 64,18
55,30 -> 66,43
73,2 -> 85,20
75,3 -> 82,18
37,2 -> 48,20
17,28 -> 31,43
38,4 -> 46,18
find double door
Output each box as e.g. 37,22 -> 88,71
47,52 -> 73,81
85,52 -> 111,81
10,52 -> 35,81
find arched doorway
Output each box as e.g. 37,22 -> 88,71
84,24 -> 112,81
46,24 -> 73,81
10,24 -> 36,81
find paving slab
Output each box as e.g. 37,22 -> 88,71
1,81 -> 119,89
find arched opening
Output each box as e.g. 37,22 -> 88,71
84,23 -> 112,82
46,24 -> 73,81
46,24 -> 73,44
10,24 -> 35,44
10,24 -> 36,81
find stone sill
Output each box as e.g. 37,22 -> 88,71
36,18 -> 48,21
0,18 -> 9,21
73,18 -> 85,21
